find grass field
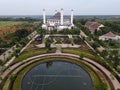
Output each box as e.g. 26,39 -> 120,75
0,21 -> 26,39
62,46 -> 101,61
0,21 -> 24,26
0,21 -> 38,40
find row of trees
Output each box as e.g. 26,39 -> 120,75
59,28 -> 80,35
0,17 -> 40,21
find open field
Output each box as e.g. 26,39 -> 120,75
0,21 -> 38,39
0,21 -> 24,26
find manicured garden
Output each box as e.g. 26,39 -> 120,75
62,47 -> 101,61
11,41 -> 56,65
0,24 -> 118,90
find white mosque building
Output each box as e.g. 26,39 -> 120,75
42,9 -> 74,30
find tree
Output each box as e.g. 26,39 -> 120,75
20,38 -> 28,46
14,48 -> 21,57
0,60 -> 3,66
112,51 -> 120,67
97,82 -> 108,90
45,39 -> 51,50
79,53 -> 84,59
96,30 -> 102,36
101,50 -> 108,58
94,29 -> 97,35
14,29 -> 30,39
38,28 -> 46,35
0,77 -> 2,81
9,75 -> 15,81
92,42 -> 100,49
113,56 -> 120,67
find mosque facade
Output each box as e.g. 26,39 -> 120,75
42,9 -> 74,30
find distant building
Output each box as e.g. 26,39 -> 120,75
99,31 -> 120,40
85,21 -> 104,33
42,9 -> 74,30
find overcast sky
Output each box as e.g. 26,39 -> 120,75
0,0 -> 120,15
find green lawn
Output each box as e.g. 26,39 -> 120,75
62,48 -> 101,61
12,41 -> 56,64
13,48 -> 56,64
12,40 -> 101,64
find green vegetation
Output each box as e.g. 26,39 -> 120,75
1,17 -> 119,90
45,38 -> 51,50
100,20 -> 120,34
12,41 -> 56,64
0,22 -> 39,48
0,21 -> 23,26
62,48 -> 101,61
58,28 -> 80,35
15,48 -> 55,61
74,18 -> 120,73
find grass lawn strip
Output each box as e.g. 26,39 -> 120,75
62,48 -> 101,61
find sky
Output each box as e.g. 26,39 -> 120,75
0,0 -> 120,15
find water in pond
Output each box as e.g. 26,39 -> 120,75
21,61 -> 93,90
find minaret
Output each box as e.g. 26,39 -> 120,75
43,9 -> 46,24
71,9 -> 74,26
42,9 -> 47,30
60,8 -> 63,25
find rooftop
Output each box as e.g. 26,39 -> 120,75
85,21 -> 101,32
102,31 -> 116,37
48,12 -> 70,20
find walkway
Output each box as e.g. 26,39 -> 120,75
0,31 -> 37,61
55,44 -> 62,53
0,53 -> 120,89
0,45 -> 16,60
36,44 -> 81,48
4,35 -> 38,67
83,57 -> 120,90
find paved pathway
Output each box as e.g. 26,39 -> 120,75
83,57 -> 120,90
55,44 -> 62,53
0,45 -> 16,60
79,34 -> 96,52
0,48 -> 9,50
0,53 -> 120,89
107,48 -> 120,51
80,30 -> 88,38
4,35 -> 38,67
36,44 -> 81,48
0,31 -> 37,61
